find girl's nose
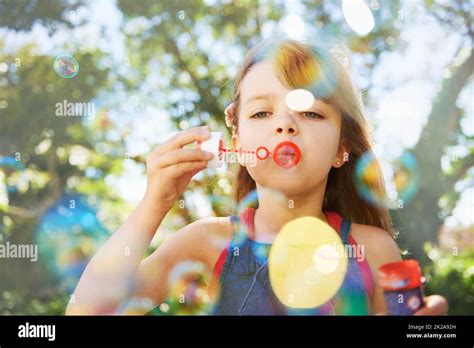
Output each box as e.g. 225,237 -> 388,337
276,114 -> 298,135
276,126 -> 296,134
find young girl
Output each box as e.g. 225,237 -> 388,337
67,38 -> 447,315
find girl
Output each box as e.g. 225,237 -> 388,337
67,38 -> 447,315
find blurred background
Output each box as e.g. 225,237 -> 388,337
0,0 -> 472,315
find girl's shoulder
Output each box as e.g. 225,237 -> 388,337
350,222 -> 401,263
350,222 -> 402,288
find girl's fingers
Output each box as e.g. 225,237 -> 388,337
166,160 -> 208,179
187,165 -> 206,179
156,149 -> 213,168
414,295 -> 448,316
154,127 -> 211,157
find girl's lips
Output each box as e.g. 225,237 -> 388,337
273,141 -> 301,169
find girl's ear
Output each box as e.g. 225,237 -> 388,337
333,145 -> 350,168
231,134 -> 240,149
224,102 -> 236,128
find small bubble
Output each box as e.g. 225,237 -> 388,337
54,55 -> 79,78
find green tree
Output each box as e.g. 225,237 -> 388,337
393,0 -> 473,264
0,1 -> 128,313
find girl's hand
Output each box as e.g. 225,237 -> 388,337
142,126 -> 214,212
414,295 -> 449,315
374,294 -> 449,315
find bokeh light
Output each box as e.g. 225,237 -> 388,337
353,151 -> 419,208
35,194 -> 109,291
285,89 -> 315,112
281,14 -> 305,40
342,0 -> 375,36
0,156 -> 25,193
53,55 -> 79,78
268,216 -> 348,308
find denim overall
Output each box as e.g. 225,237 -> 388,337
211,215 -> 369,315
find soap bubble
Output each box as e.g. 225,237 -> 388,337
35,194 -> 109,291
54,55 -> 79,78
353,151 -> 419,208
268,216 -> 348,308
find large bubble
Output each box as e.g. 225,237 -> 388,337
250,38 -> 339,99
268,216 -> 348,309
35,194 -> 109,291
353,151 -> 419,209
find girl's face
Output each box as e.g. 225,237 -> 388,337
234,60 -> 344,197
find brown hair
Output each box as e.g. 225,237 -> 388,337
227,38 -> 395,236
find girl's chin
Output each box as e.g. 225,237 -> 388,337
260,181 -> 319,198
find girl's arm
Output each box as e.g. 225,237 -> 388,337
66,198 -> 167,314
66,127 -> 215,315
129,216 -> 230,311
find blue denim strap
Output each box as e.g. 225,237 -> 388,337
340,219 -> 352,245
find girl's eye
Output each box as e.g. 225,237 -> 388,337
251,111 -> 271,119
301,111 -> 324,119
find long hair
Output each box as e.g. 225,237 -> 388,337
228,38 -> 395,236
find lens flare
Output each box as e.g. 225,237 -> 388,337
269,217 -> 348,308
